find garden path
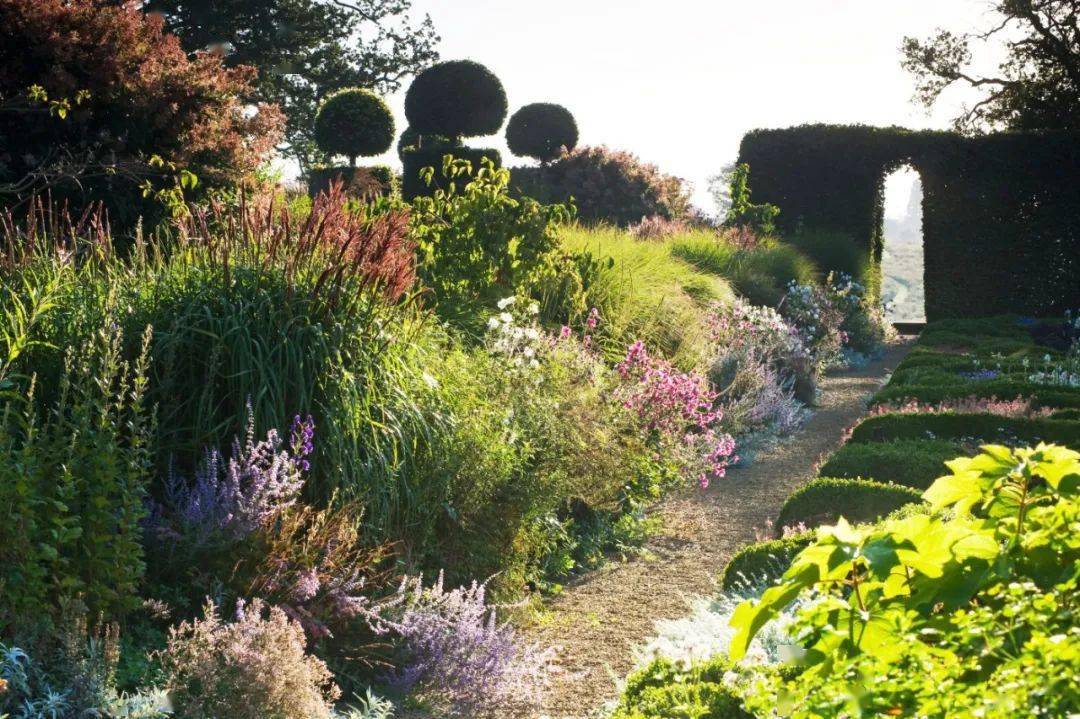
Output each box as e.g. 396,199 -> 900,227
505,338 -> 913,718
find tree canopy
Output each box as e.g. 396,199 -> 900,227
901,0 -> 1079,132
144,0 -> 439,172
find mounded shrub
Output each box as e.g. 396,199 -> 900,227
512,146 -> 691,226
719,534 -> 813,592
849,413 -> 1080,446
506,103 -> 579,163
404,59 -> 508,140
313,88 -> 395,166
776,477 -> 924,531
612,657 -> 755,719
401,146 -> 502,201
818,439 -> 967,489
307,164 -> 399,200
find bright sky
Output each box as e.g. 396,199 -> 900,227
366,0 -> 999,216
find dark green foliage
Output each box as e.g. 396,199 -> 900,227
850,413 -> 1080,446
719,535 -> 813,592
313,88 -> 395,165
776,478 -> 924,531
0,322 -> 153,631
506,103 -> 579,163
724,164 -> 780,236
737,124 -> 1080,318
670,235 -> 817,307
785,228 -> 871,282
404,60 -> 508,140
401,147 -> 502,200
818,439 -> 968,489
307,164 -> 399,199
396,126 -> 462,162
612,658 -> 754,719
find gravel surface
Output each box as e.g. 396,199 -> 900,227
504,339 -> 913,719
401,339 -> 912,719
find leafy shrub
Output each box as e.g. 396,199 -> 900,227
314,88 -> 395,166
849,413 -> 1080,446
409,157 -> 570,327
0,0 -> 283,225
401,147 -> 502,200
612,657 -> 754,719
0,322 -> 153,630
505,103 -> 579,163
404,60 -> 508,141
818,438 -> 968,489
784,229 -> 870,284
373,573 -> 553,715
719,535 -> 813,592
776,477 -> 924,531
161,599 -> 340,719
512,146 -> 692,226
723,164 -> 779,236
732,444 -> 1080,718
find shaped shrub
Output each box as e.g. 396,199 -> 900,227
506,103 -> 579,163
314,88 -> 395,166
404,60 -> 508,141
849,413 -> 1080,446
612,657 -> 754,719
719,534 -> 813,592
776,477 -> 924,531
817,439 -> 968,490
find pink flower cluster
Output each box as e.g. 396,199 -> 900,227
617,340 -> 737,488
872,396 -> 1054,419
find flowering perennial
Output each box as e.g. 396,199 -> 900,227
617,341 -> 736,488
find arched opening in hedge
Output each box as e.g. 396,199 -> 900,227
737,125 -> 1080,321
881,165 -> 925,323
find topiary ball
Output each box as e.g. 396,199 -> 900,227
314,88 -> 395,165
506,103 -> 579,163
404,60 -> 508,140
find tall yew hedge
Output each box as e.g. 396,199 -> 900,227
737,124 -> 1080,320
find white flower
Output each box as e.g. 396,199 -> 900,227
499,312 -> 513,324
528,302 -> 540,315
487,317 -> 501,330
422,372 -> 439,389
497,296 -> 516,309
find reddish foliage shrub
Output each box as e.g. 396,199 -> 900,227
0,0 -> 283,221
512,146 -> 691,226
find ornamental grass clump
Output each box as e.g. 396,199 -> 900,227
161,599 -> 341,719
374,573 -> 554,715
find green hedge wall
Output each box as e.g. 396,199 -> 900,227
401,147 -> 502,200
737,125 -> 1080,320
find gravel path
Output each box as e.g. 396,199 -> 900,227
504,339 -> 913,718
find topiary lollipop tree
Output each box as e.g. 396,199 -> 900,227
314,88 -> 395,167
506,103 -> 579,164
404,60 -> 508,143
401,60 -> 508,199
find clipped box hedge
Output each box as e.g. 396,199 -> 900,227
849,413 -> 1080,447
719,534 -> 814,592
817,439 -> 966,489
776,477 -> 924,533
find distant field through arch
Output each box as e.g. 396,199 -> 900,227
882,165 -> 925,323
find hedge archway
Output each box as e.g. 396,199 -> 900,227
737,125 -> 1080,320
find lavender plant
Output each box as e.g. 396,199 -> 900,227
371,573 -> 554,715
